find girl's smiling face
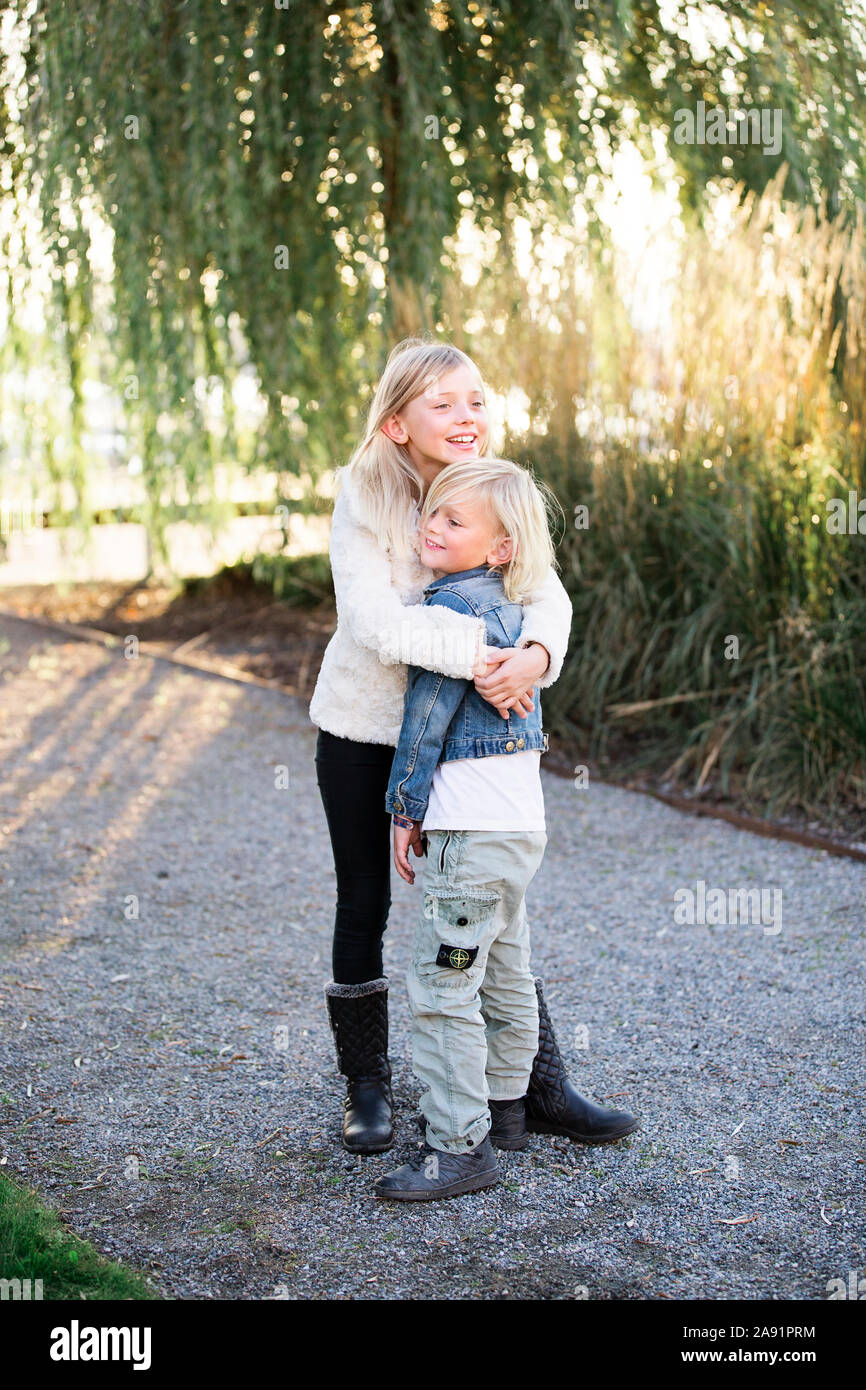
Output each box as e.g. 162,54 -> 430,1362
420,493 -> 512,574
380,363 -> 488,487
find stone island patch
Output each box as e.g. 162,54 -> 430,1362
436,943 -> 479,971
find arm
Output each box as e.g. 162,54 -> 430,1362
393,819 -> 425,884
384,596 -> 473,822
384,664 -> 469,822
329,481 -> 486,678
513,565 -> 573,690
471,565 -> 573,716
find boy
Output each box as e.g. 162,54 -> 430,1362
375,457 -> 553,1201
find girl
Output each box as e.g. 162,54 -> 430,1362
310,337 -> 636,1154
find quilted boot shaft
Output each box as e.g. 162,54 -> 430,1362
525,977 -> 639,1144
324,977 -> 394,1153
525,977 -> 569,1122
325,977 -> 391,1083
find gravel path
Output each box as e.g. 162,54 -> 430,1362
0,613 -> 863,1301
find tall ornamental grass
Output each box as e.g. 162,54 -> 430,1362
471,169 -> 865,823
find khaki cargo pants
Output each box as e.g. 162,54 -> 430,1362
408,827 -> 547,1155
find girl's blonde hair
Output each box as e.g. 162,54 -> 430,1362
340,337 -> 490,559
420,457 -> 560,603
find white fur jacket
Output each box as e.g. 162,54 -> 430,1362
308,466 -> 573,747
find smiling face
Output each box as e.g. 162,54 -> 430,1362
420,491 -> 513,575
380,363 -> 488,489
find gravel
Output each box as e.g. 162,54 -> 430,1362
0,612 -> 863,1301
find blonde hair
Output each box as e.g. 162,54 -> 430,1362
340,337 -> 490,559
420,457 -> 560,603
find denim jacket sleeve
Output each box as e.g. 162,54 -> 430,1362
384,590 -> 475,822
515,565 -> 573,689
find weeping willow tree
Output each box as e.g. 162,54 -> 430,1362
2,0 -> 864,559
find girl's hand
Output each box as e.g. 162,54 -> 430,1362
393,819 -> 424,884
473,643 -> 550,720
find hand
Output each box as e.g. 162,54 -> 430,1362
473,643 -> 549,720
393,819 -> 425,884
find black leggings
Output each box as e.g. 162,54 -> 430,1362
314,729 -> 395,984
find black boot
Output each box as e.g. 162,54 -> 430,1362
324,977 -> 394,1154
488,1097 -> 529,1150
525,977 -> 639,1144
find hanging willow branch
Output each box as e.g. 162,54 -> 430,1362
2,0 -> 863,552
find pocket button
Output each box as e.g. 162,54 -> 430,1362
457,916 -> 468,925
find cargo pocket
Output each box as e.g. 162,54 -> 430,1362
415,890 -> 499,991
437,830 -> 452,875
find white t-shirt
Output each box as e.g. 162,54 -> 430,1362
421,751 -> 546,832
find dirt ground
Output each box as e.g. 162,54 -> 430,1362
1,575 -> 864,855
0,576 -> 335,701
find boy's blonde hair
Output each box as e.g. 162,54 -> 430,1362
340,337 -> 491,559
420,456 -> 559,603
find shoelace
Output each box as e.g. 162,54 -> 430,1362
405,1146 -> 434,1173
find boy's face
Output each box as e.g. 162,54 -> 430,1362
420,493 -> 513,575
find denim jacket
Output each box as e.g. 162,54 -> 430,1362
385,565 -> 549,822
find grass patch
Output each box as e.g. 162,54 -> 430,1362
183,552 -> 334,608
0,1172 -> 161,1300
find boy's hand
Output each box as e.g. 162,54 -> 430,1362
393,818 -> 425,884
